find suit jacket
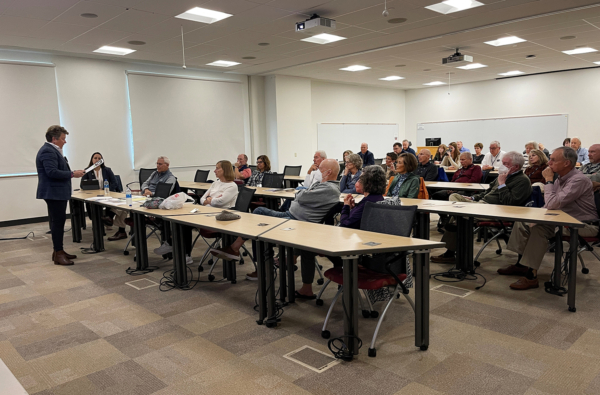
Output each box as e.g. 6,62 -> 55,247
81,166 -> 121,192
358,150 -> 375,166
36,143 -> 72,201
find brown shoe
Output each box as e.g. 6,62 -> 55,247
497,264 -> 529,276
52,251 -> 77,261
509,277 -> 539,290
54,251 -> 74,266
431,253 -> 456,264
210,246 -> 240,261
107,231 -> 127,241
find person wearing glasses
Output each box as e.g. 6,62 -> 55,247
246,155 -> 272,187
339,153 -> 363,193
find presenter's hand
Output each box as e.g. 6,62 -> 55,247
143,189 -> 152,197
542,167 -> 555,183
72,170 -> 85,178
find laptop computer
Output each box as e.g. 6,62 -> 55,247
81,179 -> 101,190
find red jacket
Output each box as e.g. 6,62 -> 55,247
451,164 -> 482,183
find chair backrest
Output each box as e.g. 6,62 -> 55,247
374,158 -> 383,165
249,165 -> 257,172
481,170 -> 490,183
154,182 -> 173,199
194,169 -> 209,183
114,175 -> 123,193
139,168 -> 155,186
234,179 -> 245,186
233,187 -> 257,212
262,173 -> 285,188
594,190 -> 600,219
361,202 -> 417,237
283,165 -> 302,176
320,202 -> 343,225
337,163 -> 345,180
525,185 -> 545,208
437,167 -> 449,182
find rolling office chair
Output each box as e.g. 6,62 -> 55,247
187,170 -> 210,202
283,165 -> 302,176
128,168 -> 155,194
373,158 -> 383,165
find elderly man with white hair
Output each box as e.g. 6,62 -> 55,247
481,140 -> 506,171
570,137 -> 589,166
358,143 -> 375,166
303,150 -> 327,189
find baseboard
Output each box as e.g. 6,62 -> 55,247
0,214 -> 72,228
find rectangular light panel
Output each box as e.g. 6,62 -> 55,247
175,7 -> 232,24
93,46 -> 136,55
379,76 -> 405,81
498,70 -> 525,76
484,36 -> 526,46
340,65 -> 371,71
301,34 -> 346,45
425,0 -> 484,15
562,47 -> 597,55
206,60 -> 240,67
423,81 -> 446,86
456,63 -> 487,70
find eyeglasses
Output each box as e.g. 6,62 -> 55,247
156,162 -> 166,166
257,161 -> 264,164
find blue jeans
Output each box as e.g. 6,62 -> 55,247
253,207 -> 296,220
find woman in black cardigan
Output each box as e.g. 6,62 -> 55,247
81,152 -> 121,226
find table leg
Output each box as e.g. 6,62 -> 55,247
414,212 -> 430,351
171,221 -> 188,288
222,234 -> 236,284
553,226 -> 563,289
132,212 -> 148,272
255,240 -> 267,325
342,255 -> 359,356
265,242 -> 277,327
69,200 -> 82,243
568,228 -> 579,312
286,246 -> 295,304
456,216 -> 474,273
90,203 -> 105,252
278,245 -> 287,304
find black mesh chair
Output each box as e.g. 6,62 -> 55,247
337,163 -> 345,180
114,175 -> 124,193
154,182 -> 173,199
481,170 -> 490,183
283,165 -> 302,176
262,173 -> 285,188
319,202 -> 417,357
194,170 -> 209,183
249,165 -> 257,172
373,158 -> 383,165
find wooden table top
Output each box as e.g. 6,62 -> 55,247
284,175 -> 305,181
178,181 -> 213,190
424,181 -> 489,191
259,220 -> 444,256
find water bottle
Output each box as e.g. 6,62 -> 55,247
104,180 -> 110,196
126,187 -> 132,207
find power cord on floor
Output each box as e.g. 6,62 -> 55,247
254,248 -> 285,324
0,231 -> 35,241
327,297 -> 362,361
431,267 -> 487,290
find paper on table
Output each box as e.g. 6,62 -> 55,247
84,158 -> 104,173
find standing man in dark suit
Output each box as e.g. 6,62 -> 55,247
358,142 -> 375,166
36,125 -> 85,266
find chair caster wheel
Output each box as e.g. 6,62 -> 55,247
316,299 -> 323,306
318,265 -> 323,270
242,251 -> 248,256
123,251 -> 129,256
231,280 -> 237,284
266,322 -> 276,328
370,311 -> 379,318
420,345 -> 428,351
239,258 -> 244,265
582,268 -> 589,274
368,348 -> 376,357
569,307 -> 576,312
476,238 -> 481,242
198,265 -> 204,272
474,261 -> 480,267
496,249 -> 502,255
362,310 -> 370,318
317,279 -> 324,285
321,330 -> 330,339
133,256 -> 136,262
208,275 -> 215,282
208,259 -> 213,266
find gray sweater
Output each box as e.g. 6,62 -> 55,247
289,181 -> 341,223
142,170 -> 176,194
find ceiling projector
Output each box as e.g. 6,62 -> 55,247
442,48 -> 473,66
295,14 -> 336,34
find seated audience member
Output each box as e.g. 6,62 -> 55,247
342,150 -> 353,163
381,152 -> 397,179
387,153 -> 420,199
200,160 -> 239,208
473,143 -> 485,164
538,143 -> 550,158
340,166 -> 386,229
358,143 -> 375,166
246,155 -> 272,187
303,150 -> 327,188
440,142 -> 460,169
392,142 -> 402,157
233,154 -> 252,184
563,137 -> 571,147
340,153 -> 363,193
401,139 -> 417,157
570,137 -> 589,166
414,149 -> 438,181
524,149 -> 548,184
481,140 -> 506,170
81,152 -> 120,226
580,144 -> 600,180
109,156 -> 175,241
432,151 -> 532,263
211,159 -> 341,286
501,147 -> 599,290
432,152 -> 482,201
457,141 -> 470,153
523,141 -> 539,157
433,144 -> 448,163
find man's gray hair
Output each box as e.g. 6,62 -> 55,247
525,141 -> 538,149
158,156 -> 170,165
555,146 -> 578,168
460,151 -> 473,160
504,151 -> 525,168
315,150 -> 327,159
402,139 -> 409,143
571,136 -> 581,143
490,140 -> 501,148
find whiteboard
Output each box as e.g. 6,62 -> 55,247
416,114 -> 568,154
317,123 -> 399,161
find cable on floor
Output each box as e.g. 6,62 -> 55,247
0,231 -> 35,241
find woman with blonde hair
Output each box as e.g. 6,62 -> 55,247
200,160 -> 239,208
524,149 -> 549,185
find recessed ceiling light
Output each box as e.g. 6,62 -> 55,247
93,46 -> 135,56
484,36 -> 526,46
563,47 -> 597,55
242,56 -> 256,60
388,18 -> 407,24
395,64 -> 406,67
379,76 -> 404,81
80,13 -> 98,18
423,69 -> 431,71
498,70 -> 525,76
423,81 -> 446,86
301,33 -> 346,45
127,40 -> 146,46
425,0 -> 483,15
258,43 -> 270,46
175,7 -> 232,24
340,65 -> 371,71
560,35 -> 577,40
594,61 -> 600,65
525,55 -> 536,59
456,63 -> 487,69
206,60 -> 240,67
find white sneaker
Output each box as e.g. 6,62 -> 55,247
186,255 -> 193,265
153,242 -> 172,255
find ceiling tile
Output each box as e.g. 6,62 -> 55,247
66,28 -> 132,47
100,9 -> 171,33
2,0 -> 79,21
0,15 -> 48,37
24,22 -> 91,43
53,1 -> 127,27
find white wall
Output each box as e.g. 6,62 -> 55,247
405,67 -> 600,149
0,49 -> 250,223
